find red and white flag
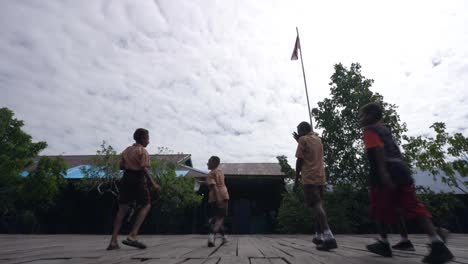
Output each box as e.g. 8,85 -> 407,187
290,35 -> 300,60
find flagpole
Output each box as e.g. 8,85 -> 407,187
296,27 -> 313,131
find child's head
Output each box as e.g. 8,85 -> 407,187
207,156 -> 220,170
359,102 -> 383,127
133,128 -> 150,147
297,121 -> 312,137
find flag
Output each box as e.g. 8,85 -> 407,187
290,35 -> 300,60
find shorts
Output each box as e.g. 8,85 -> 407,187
369,184 -> 431,225
209,200 -> 229,217
303,184 -> 324,207
118,170 -> 151,205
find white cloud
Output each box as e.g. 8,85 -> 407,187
1,0 -> 467,168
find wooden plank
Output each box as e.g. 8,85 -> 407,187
142,259 -> 182,264
237,236 -> 263,257
289,236 -> 425,264
250,258 -> 270,264
269,258 -> 288,264
336,235 -> 468,264
0,234 -> 466,264
182,259 -> 209,264
210,236 -> 238,257
217,256 -> 249,264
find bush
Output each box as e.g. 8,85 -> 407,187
417,187 -> 465,227
276,186 -> 313,233
149,158 -> 202,233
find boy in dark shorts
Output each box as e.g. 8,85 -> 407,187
359,103 -> 453,263
293,122 -> 337,251
206,156 -> 229,247
107,128 -> 161,250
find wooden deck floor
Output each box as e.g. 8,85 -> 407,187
0,234 -> 467,264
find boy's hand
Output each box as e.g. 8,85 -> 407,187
292,132 -> 300,142
153,184 -> 161,193
293,178 -> 300,192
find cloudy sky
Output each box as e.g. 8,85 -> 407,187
1,0 -> 467,169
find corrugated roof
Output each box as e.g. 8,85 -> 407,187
219,163 -> 285,177
33,154 -> 191,169
177,164 -> 208,178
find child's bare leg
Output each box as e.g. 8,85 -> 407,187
418,217 -> 437,238
110,204 -> 130,244
128,203 -> 151,240
313,203 -> 329,233
376,221 -> 388,241
398,214 -> 409,239
213,216 -> 224,234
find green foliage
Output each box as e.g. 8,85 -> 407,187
311,63 -> 407,190
150,158 -> 202,233
20,156 -> 67,214
323,185 -> 371,233
403,122 -> 468,193
80,141 -> 121,196
0,107 -> 47,214
276,155 -> 295,180
276,185 -> 312,233
416,186 -> 465,226
275,155 -> 371,234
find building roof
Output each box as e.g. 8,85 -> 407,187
177,164 -> 208,178
219,163 -> 285,177
33,154 -> 191,169
23,154 -> 198,179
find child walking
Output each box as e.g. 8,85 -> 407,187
359,103 -> 453,263
293,121 -> 337,251
107,128 -> 161,250
206,156 -> 229,247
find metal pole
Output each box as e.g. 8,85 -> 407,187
296,27 -> 313,131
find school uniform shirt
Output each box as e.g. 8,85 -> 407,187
120,143 -> 151,171
295,132 -> 326,185
206,168 -> 229,203
363,124 -> 414,186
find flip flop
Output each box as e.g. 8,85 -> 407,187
122,238 -> 147,249
106,244 -> 120,250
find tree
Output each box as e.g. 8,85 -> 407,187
403,122 -> 468,194
275,155 -> 311,232
276,186 -> 313,233
311,63 -> 407,189
21,156 -> 67,212
149,156 -> 202,233
275,155 -> 371,233
20,156 -> 67,231
80,141 -> 121,196
0,107 -> 47,215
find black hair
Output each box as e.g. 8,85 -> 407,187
297,121 -> 312,133
210,156 -> 221,167
361,102 -> 383,121
133,128 -> 149,143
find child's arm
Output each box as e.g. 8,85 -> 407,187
368,147 -> 394,188
144,167 -> 161,192
293,158 -> 303,191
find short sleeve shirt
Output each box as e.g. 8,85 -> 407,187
207,168 -> 229,203
120,144 -> 151,171
363,126 -> 414,185
363,130 -> 384,149
295,133 -> 326,185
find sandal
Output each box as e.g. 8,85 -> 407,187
122,238 -> 147,249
